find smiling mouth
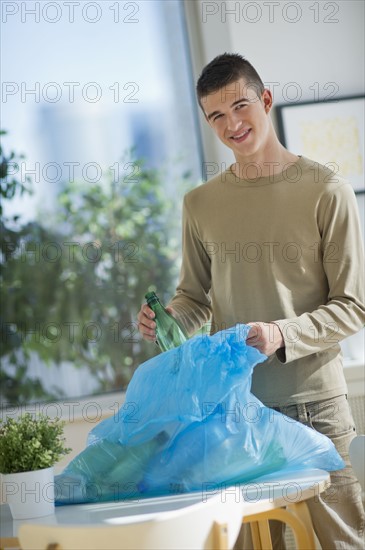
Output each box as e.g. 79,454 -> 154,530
230,129 -> 251,142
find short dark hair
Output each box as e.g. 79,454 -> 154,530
196,53 -> 265,110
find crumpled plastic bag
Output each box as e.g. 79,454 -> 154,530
55,324 -> 344,504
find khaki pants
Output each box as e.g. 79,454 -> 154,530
235,395 -> 365,550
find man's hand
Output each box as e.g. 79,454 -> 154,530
137,303 -> 175,342
246,322 -> 284,356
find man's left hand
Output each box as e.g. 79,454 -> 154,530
246,322 -> 284,356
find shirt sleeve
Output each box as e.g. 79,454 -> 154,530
168,196 -> 212,335
274,182 -> 365,363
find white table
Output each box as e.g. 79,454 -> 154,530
0,468 -> 330,550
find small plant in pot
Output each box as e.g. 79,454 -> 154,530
0,413 -> 71,519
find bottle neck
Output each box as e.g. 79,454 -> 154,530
146,297 -> 164,314
151,301 -> 162,311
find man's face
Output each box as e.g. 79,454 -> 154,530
201,78 -> 273,160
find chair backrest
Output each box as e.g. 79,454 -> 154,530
18,489 -> 242,550
19,524 -> 141,550
349,434 -> 365,491
18,522 -> 229,550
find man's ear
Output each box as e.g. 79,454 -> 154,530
262,89 -> 273,113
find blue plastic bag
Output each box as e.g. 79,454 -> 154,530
55,324 -> 344,504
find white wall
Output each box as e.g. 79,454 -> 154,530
184,0 -> 365,165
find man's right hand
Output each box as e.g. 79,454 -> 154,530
137,303 -> 156,342
137,303 -> 175,342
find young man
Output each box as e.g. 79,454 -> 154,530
137,54 -> 365,548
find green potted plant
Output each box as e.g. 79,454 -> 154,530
0,413 -> 71,518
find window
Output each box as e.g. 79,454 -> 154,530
1,0 -> 203,405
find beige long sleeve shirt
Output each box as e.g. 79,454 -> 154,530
169,156 -> 365,406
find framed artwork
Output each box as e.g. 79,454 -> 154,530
276,95 -> 365,194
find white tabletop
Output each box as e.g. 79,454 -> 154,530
1,468 -> 330,544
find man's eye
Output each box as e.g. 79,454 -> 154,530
213,114 -> 223,121
236,103 -> 247,110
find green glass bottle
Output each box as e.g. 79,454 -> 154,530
145,291 -> 188,352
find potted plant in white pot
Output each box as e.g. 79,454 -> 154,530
0,413 -> 71,519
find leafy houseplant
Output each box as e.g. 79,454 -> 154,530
0,413 -> 71,474
0,413 -> 71,519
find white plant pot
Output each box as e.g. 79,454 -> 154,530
1,466 -> 55,519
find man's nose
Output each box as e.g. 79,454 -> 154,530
226,112 -> 243,132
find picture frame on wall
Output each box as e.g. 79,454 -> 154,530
276,95 -> 365,194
